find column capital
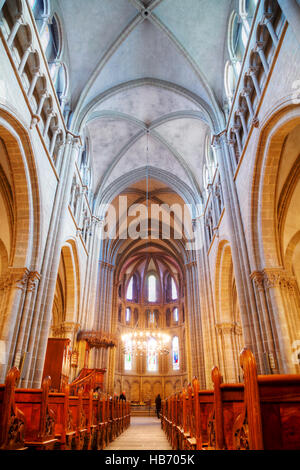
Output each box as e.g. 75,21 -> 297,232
263,267 -> 296,291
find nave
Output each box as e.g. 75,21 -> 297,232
1,0 -> 300,452
105,417 -> 172,451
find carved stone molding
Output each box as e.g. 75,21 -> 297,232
251,269 -> 296,292
263,268 -> 296,291
250,271 -> 264,291
215,322 -> 243,336
0,268 -> 41,292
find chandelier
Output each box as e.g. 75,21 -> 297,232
121,330 -> 170,356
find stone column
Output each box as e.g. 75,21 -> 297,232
263,268 -> 299,374
214,134 -> 265,373
31,136 -> 81,388
49,127 -> 60,158
7,15 -> 24,47
18,44 -> 33,75
43,109 -> 54,137
36,90 -> 48,117
248,66 -> 262,98
27,68 -> 40,100
215,323 -> 238,383
242,88 -> 254,118
0,268 -> 29,382
261,13 -> 279,47
255,42 -> 269,75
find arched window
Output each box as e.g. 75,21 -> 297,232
171,277 -> 177,300
126,274 -> 138,302
148,274 -> 157,302
173,307 -> 179,323
124,340 -> 132,371
147,338 -> 158,372
29,0 -> 44,17
125,307 -> 131,323
172,336 -> 180,370
127,277 -> 133,300
228,12 -> 249,79
224,60 -> 237,105
41,16 -> 61,70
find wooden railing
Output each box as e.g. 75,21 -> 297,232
161,348 -> 300,450
69,368 -> 106,397
0,369 -> 130,450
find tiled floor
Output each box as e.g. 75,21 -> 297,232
105,417 -> 172,450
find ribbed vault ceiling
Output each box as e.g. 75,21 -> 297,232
58,0 -> 232,200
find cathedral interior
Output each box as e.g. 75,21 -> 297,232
0,0 -> 300,451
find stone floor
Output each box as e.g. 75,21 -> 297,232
105,417 -> 172,450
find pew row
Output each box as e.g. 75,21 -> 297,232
0,368 -> 131,450
161,348 -> 300,450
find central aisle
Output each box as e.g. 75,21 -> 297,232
105,417 -> 172,450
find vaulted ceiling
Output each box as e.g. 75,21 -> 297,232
57,0 -> 233,202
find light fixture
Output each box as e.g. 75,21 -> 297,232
121,330 -> 170,356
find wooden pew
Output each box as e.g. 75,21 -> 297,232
233,348 -> 300,450
208,366 -> 244,450
0,368 -> 130,451
48,385 -> 76,450
13,376 -> 58,450
97,394 -> 107,449
0,367 -> 27,450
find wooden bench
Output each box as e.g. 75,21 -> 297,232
233,348 -> 300,450
208,366 -> 244,450
0,367 -> 131,451
0,367 -> 27,450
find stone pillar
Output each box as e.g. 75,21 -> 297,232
237,108 -> 248,137
43,109 -> 54,137
27,68 -> 40,100
213,134 -> 265,373
242,88 -> 254,118
31,136 -> 81,388
215,323 -> 238,383
7,15 -> 24,47
255,42 -> 269,75
0,268 -> 30,381
263,268 -> 300,374
36,90 -> 48,117
261,13 -> 279,47
49,127 -> 60,158
18,44 -> 33,75
248,66 -> 262,98
20,135 -> 78,388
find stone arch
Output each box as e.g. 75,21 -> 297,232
164,380 -> 173,398
51,239 -> 81,338
251,106 -> 300,270
214,240 -> 244,382
153,381 -> 162,400
142,380 -> 151,403
0,108 -> 40,270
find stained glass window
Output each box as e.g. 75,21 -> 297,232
41,24 -> 50,51
148,275 -> 156,302
126,307 -> 131,323
147,338 -> 157,371
127,277 -> 133,300
173,336 -> 179,370
173,308 -> 179,323
171,278 -> 177,300
124,340 -> 132,371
